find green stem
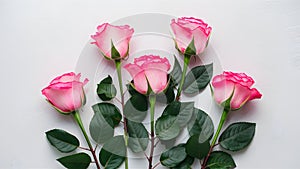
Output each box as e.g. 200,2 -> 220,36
176,55 -> 191,101
148,94 -> 156,169
72,111 -> 101,169
201,109 -> 229,169
211,109 -> 229,145
115,59 -> 129,169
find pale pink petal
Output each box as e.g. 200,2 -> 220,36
170,19 -> 193,53
114,27 -> 134,57
178,17 -> 204,30
212,75 -> 235,104
192,28 -> 209,54
124,63 -> 143,79
133,72 -> 148,94
177,17 -> 212,36
50,72 -> 76,84
145,69 -> 168,93
96,23 -> 107,33
135,55 -> 171,72
91,23 -> 111,57
83,78 -> 89,85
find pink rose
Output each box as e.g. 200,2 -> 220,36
212,71 -> 262,110
42,72 -> 89,113
124,55 -> 171,94
91,23 -> 134,59
171,17 -> 212,55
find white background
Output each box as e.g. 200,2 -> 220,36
0,0 -> 299,168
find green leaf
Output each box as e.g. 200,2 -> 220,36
102,135 -> 126,157
187,108 -> 214,142
124,94 -> 148,122
57,153 -> 91,169
170,56 -> 183,86
99,148 -> 125,169
206,151 -> 236,169
155,115 -> 180,140
162,101 -> 194,128
219,122 -> 256,152
92,103 -> 122,128
160,138 -> 177,149
185,134 -> 210,159
184,38 -> 196,56
89,107 -> 114,144
97,75 -> 117,101
111,40 -> 121,60
160,144 -> 187,167
171,155 -> 194,169
45,129 -> 79,153
127,119 -> 149,153
183,63 -> 213,94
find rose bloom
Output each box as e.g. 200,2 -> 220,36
212,71 -> 262,110
124,55 -> 171,94
171,17 -> 212,55
42,72 -> 89,114
91,23 -> 134,59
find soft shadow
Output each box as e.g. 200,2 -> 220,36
226,102 -> 260,122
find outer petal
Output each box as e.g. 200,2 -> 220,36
177,17 -> 209,31
42,82 -> 85,112
133,72 -> 148,94
145,69 -> 168,94
192,28 -> 209,54
124,63 -> 148,94
50,72 -> 78,84
114,26 -> 134,57
135,55 -> 171,72
249,88 -> 262,100
91,23 -> 111,57
124,63 -> 143,79
212,75 -> 235,104
179,17 -> 212,36
230,83 -> 253,110
171,19 -> 193,53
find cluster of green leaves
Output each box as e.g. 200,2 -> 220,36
45,55 -> 256,169
205,122 -> 256,169
45,129 -> 91,169
156,57 -> 256,169
170,56 -> 213,95
94,76 -> 150,168
158,110 -> 256,169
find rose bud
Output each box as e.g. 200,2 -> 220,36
91,23 -> 134,60
42,72 -> 89,114
171,17 -> 212,56
212,71 -> 262,110
124,55 -> 171,95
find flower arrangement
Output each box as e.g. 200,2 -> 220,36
42,16 -> 262,169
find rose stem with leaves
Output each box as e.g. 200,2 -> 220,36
176,54 -> 191,100
72,111 -> 101,169
201,108 -> 229,168
115,59 -> 129,169
148,94 -> 157,169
